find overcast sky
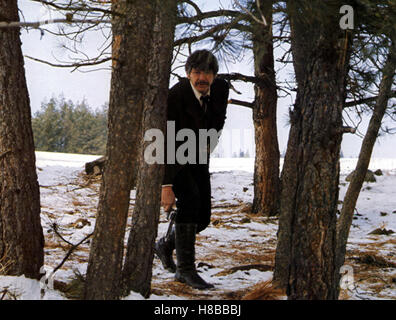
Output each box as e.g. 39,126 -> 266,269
17,0 -> 396,158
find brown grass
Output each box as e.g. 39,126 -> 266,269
65,218 -> 91,229
239,203 -> 253,213
55,271 -> 86,299
72,200 -> 86,207
241,280 -> 285,300
151,280 -> 214,300
372,238 -> 396,247
0,288 -> 20,300
351,252 -> 396,268
214,264 -> 273,277
211,203 -> 241,210
341,247 -> 396,299
202,247 -> 274,268
45,240 -> 64,250
0,248 -> 12,274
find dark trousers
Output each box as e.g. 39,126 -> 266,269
172,164 -> 211,233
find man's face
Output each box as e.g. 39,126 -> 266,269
187,68 -> 215,95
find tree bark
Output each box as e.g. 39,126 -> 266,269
251,0 -> 280,216
335,38 -> 396,293
121,0 -> 177,298
273,1 -> 352,299
84,1 -> 156,300
0,0 -> 44,279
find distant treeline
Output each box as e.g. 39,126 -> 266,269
32,97 -> 108,155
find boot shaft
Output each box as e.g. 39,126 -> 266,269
174,223 -> 214,289
154,226 -> 176,273
175,223 -> 197,271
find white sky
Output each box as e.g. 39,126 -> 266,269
17,0 -> 396,158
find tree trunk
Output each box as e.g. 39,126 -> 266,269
84,1 -> 156,300
273,1 -> 352,299
0,0 -> 44,279
335,39 -> 396,293
251,0 -> 280,216
121,0 -> 177,298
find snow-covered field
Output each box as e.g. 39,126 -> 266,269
0,151 -> 395,300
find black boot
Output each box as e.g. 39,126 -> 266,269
154,226 -> 176,273
175,223 -> 214,290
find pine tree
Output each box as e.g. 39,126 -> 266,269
32,97 -> 108,155
0,0 -> 44,279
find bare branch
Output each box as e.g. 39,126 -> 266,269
234,0 -> 267,26
177,9 -> 249,25
48,222 -> 93,274
256,0 -> 268,26
182,0 -> 203,16
52,232 -> 93,274
30,0 -> 120,16
174,20 -> 252,47
218,72 -> 263,86
229,98 -> 254,109
24,55 -> 111,71
344,90 -> 396,108
0,18 -> 110,29
340,126 -> 357,134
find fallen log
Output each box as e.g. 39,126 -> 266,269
85,156 -> 106,175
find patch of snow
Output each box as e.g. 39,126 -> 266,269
1,152 -> 395,300
0,275 -> 64,300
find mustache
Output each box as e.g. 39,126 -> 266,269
195,81 -> 209,86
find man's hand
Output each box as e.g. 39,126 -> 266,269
161,186 -> 175,213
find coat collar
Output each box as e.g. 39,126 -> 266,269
189,81 -> 211,106
178,78 -> 205,115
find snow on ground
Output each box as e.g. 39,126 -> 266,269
0,152 -> 395,300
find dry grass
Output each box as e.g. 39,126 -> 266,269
239,203 -> 253,213
241,280 -> 285,300
37,170 -> 396,300
347,248 -> 396,269
211,202 -> 242,210
65,218 -> 91,229
351,253 -> 396,268
45,239 -> 64,250
371,238 -> 396,247
214,264 -> 273,277
341,246 -> 396,299
0,287 -> 20,300
72,200 -> 86,207
78,172 -> 101,189
0,248 -> 12,274
0,250 -> 20,300
151,279 -> 214,300
0,259 -> 7,274
202,247 -> 271,268
55,271 -> 86,299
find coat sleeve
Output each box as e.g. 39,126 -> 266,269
162,86 -> 183,185
212,79 -> 229,132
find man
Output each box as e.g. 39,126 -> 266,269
155,50 -> 229,290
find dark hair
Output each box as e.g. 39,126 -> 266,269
185,50 -> 219,75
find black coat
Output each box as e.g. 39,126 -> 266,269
163,77 -> 229,185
